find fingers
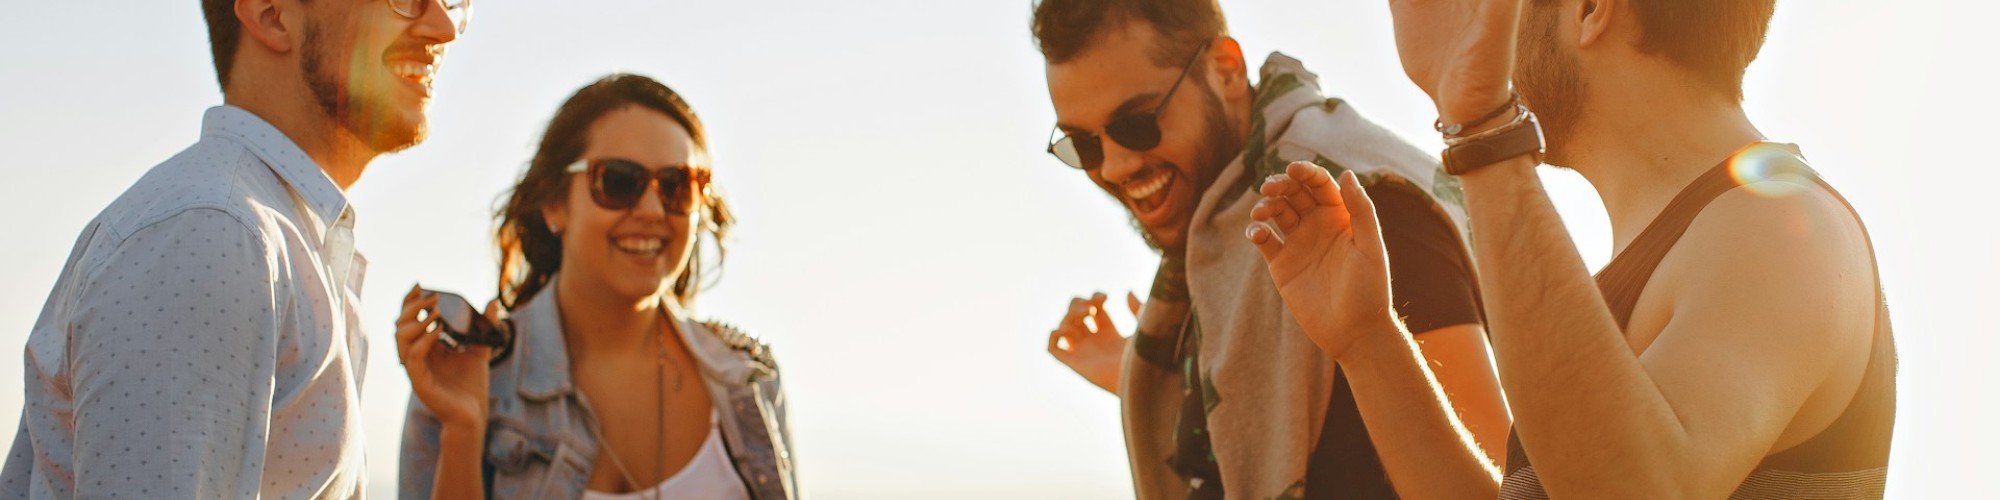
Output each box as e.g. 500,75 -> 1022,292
1286,161 -> 1345,207
1251,197 -> 1302,230
1088,293 -> 1116,337
1248,220 -> 1286,261
408,323 -> 441,372
397,284 -> 432,325
1336,171 -> 1387,256
1050,294 -> 1099,357
1126,291 -> 1143,317
1062,297 -> 1090,328
396,289 -> 440,366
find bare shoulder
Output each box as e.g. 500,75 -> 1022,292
1656,176 -> 1879,358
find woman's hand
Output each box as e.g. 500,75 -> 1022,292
1246,163 -> 1400,359
1389,0 -> 1525,125
1047,292 -> 1140,394
396,285 -> 494,432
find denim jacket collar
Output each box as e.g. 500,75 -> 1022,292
510,276 -> 762,401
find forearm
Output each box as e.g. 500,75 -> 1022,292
1456,158 -> 1692,493
1338,323 -> 1500,499
431,423 -> 487,500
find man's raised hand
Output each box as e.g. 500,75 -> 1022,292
1247,162 -> 1400,359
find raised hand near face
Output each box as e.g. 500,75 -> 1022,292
1389,0 -> 1525,125
1246,162 -> 1399,359
1047,291 -> 1142,394
396,285 -> 494,431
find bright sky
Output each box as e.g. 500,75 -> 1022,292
1,1 -> 1993,498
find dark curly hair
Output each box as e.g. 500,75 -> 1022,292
495,74 -> 735,308
1031,0 -> 1227,67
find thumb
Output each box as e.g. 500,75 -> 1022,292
1126,291 -> 1144,317
1336,171 -> 1388,258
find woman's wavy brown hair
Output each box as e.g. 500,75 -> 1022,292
494,74 -> 735,308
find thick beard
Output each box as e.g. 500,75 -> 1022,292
300,19 -> 425,155
1126,81 -> 1242,253
1516,4 -> 1585,168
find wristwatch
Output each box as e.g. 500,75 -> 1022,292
1442,110 -> 1545,176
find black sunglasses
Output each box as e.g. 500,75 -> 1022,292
564,158 -> 711,214
1046,41 -> 1212,170
425,289 -> 514,364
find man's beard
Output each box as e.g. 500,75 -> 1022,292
1516,4 -> 1585,168
301,19 -> 425,154
1127,81 -> 1242,253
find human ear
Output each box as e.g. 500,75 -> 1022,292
234,0 -> 306,54
1577,0 -> 1620,49
1205,36 -> 1250,94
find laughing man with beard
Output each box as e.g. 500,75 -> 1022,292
1033,1 -> 1509,498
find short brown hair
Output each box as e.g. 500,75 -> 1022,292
1031,0 -> 1227,67
1629,0 -> 1777,100
201,0 -> 239,89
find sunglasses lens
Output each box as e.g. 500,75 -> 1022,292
1051,135 -> 1106,170
659,169 -> 697,214
1105,115 -> 1162,152
592,160 -> 648,209
1050,137 -> 1083,169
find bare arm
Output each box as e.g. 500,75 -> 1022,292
1411,324 -> 1509,463
1459,161 -> 1874,496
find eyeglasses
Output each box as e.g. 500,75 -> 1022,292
565,158 -> 711,215
1046,41 -> 1211,170
386,0 -> 473,34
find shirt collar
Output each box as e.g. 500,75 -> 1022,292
200,105 -> 353,241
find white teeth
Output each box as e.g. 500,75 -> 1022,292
390,63 -> 435,79
613,237 -> 664,256
1128,172 -> 1168,201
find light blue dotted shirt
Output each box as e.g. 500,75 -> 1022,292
2,106 -> 371,498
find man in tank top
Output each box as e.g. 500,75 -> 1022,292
1244,0 -> 1895,498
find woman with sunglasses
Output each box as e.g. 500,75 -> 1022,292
395,74 -> 797,499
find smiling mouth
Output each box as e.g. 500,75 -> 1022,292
612,236 -> 666,258
388,60 -> 436,94
1124,169 -> 1176,215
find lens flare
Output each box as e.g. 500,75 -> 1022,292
1726,142 -> 1814,198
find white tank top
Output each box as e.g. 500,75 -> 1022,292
580,413 -> 751,500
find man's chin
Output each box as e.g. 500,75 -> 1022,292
358,110 -> 427,154
370,124 -> 425,154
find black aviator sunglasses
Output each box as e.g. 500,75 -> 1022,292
565,159 -> 712,215
1046,41 -> 1212,170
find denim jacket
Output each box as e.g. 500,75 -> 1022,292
399,279 -> 799,499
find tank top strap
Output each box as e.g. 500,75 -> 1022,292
1594,143 -> 1821,329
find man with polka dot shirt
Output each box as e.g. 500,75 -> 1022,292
2,1 -> 469,497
